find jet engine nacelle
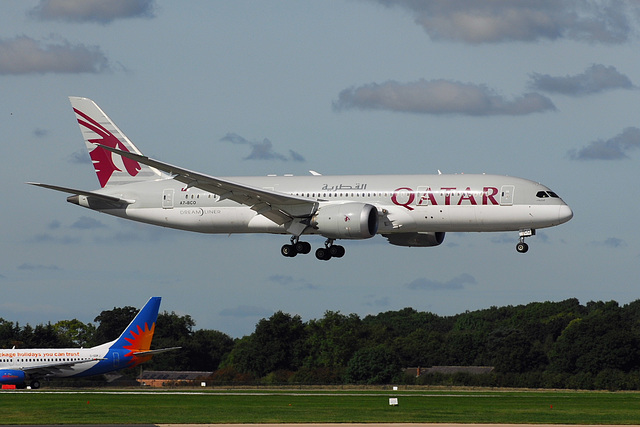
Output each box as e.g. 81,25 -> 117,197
0,369 -> 26,385
313,203 -> 378,239
384,232 -> 446,247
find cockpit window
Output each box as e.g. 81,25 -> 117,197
537,190 -> 560,198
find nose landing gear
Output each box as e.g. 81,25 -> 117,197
516,229 -> 535,253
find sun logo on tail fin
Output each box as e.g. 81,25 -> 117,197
122,321 -> 155,367
74,108 -> 141,187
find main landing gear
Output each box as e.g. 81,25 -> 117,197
17,379 -> 41,389
281,237 -> 345,261
315,239 -> 345,261
516,229 -> 535,253
281,236 -> 312,258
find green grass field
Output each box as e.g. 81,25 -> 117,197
1,389 -> 639,425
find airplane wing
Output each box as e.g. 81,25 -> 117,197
133,346 -> 182,356
99,145 -> 319,229
18,358 -> 104,377
27,183 -> 134,206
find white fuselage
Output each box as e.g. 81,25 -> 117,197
0,344 -> 121,379
74,173 -> 572,236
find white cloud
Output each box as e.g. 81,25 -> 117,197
530,64 -> 635,96
371,0 -> 640,44
33,128 -> 49,138
30,233 -> 81,245
18,263 -> 61,272
569,127 -> 640,160
0,36 -> 109,75
71,216 -> 107,230
29,0 -> 156,24
69,149 -> 91,165
334,79 -> 555,116
220,133 -> 305,162
590,237 -> 627,248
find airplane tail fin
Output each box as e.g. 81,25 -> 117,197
69,97 -> 163,188
109,296 -> 162,353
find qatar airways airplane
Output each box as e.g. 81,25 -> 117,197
0,297 -> 178,389
29,97 -> 572,260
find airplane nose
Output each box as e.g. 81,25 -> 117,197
558,205 -> 573,224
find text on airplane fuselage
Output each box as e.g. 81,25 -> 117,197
391,186 -> 500,210
0,351 -> 82,358
177,185 -> 501,211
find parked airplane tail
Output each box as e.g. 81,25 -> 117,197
106,296 -> 162,355
82,296 -> 177,371
69,97 -> 163,188
104,296 -> 182,368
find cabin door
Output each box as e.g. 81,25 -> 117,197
500,185 -> 514,206
162,189 -> 174,209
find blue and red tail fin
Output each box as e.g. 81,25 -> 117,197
110,296 -> 161,353
69,97 -> 162,188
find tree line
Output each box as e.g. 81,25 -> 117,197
2,298 -> 640,390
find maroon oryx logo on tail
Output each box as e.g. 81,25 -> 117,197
74,108 -> 141,187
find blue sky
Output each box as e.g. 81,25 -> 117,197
2,0 -> 639,338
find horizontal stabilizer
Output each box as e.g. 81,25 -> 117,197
133,347 -> 181,356
27,182 -> 134,205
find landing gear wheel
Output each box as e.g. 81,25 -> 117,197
295,241 -> 311,254
30,380 -> 41,389
281,244 -> 297,257
329,245 -> 345,258
315,247 -> 331,260
516,229 -> 534,254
